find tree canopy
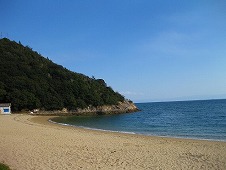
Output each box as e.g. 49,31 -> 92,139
0,38 -> 124,111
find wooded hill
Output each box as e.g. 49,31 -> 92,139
0,38 -> 125,111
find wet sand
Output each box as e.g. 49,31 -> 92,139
0,114 -> 225,170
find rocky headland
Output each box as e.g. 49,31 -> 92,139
29,100 -> 139,116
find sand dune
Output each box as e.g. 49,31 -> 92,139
0,114 -> 225,170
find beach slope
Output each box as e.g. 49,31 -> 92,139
0,114 -> 225,170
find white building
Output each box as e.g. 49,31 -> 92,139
0,103 -> 11,114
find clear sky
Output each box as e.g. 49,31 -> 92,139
1,0 -> 226,102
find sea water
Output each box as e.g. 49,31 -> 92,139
51,99 -> 226,141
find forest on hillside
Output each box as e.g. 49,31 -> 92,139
0,38 -> 124,111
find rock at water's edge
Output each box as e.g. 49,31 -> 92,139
28,100 -> 139,116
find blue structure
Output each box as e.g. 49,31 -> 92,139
0,103 -> 11,114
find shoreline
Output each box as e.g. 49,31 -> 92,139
49,116 -> 226,143
36,115 -> 226,143
1,114 -> 226,169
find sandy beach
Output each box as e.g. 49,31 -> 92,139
0,114 -> 225,170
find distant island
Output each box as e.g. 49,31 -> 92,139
0,38 -> 138,115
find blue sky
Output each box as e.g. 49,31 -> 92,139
1,0 -> 226,102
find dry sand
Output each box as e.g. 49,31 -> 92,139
0,114 -> 226,170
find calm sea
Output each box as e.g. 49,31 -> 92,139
51,99 -> 226,141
